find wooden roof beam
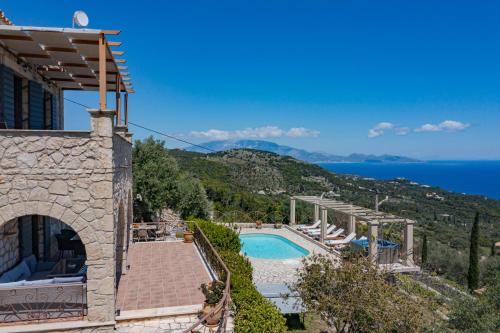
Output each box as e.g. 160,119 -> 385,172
18,53 -> 50,59
112,51 -> 124,56
0,34 -> 33,41
45,47 -> 77,53
102,30 -> 121,35
108,41 -> 122,46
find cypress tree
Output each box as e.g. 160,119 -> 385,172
467,212 -> 480,291
421,234 -> 428,267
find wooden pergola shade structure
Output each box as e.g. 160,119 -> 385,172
290,195 -> 417,269
0,25 -> 133,126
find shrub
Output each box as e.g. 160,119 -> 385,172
220,250 -> 253,281
192,219 -> 286,333
189,218 -> 241,252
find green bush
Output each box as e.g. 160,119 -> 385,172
220,250 -> 253,281
193,219 -> 286,333
189,218 -> 241,252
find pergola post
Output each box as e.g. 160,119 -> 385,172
368,221 -> 379,264
348,215 -> 356,235
124,93 -> 129,128
289,197 -> 296,226
115,73 -> 121,126
98,33 -> 107,110
403,220 -> 415,266
314,202 -> 320,221
320,207 -> 328,243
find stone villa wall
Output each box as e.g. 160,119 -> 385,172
0,218 -> 19,274
0,109 -> 131,329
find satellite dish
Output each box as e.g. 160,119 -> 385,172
73,11 -> 89,28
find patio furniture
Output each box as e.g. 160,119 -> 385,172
297,220 -> 321,231
317,228 -> 344,240
48,258 -> 86,278
350,239 -> 400,264
0,255 -> 56,283
308,224 -> 336,236
304,224 -> 332,235
324,232 -> 356,246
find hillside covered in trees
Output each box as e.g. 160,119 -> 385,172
169,148 -> 500,287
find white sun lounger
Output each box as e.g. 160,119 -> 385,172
311,225 -> 338,238
324,232 -> 356,246
319,228 -> 345,240
305,224 -> 332,235
297,220 -> 321,231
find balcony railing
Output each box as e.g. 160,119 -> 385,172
0,283 -> 87,324
182,222 -> 231,333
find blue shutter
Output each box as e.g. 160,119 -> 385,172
0,65 -> 15,128
29,81 -> 44,129
51,94 -> 59,129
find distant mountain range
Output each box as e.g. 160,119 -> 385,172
186,140 -> 420,163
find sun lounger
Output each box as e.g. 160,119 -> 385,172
324,232 -> 356,246
310,224 -> 337,238
305,224 -> 332,235
297,220 -> 321,231
320,228 -> 345,240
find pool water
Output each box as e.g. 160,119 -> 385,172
240,234 -> 310,259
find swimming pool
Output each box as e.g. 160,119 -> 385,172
240,233 -> 310,259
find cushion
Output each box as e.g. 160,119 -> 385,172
23,255 -> 37,274
0,280 -> 26,289
2,261 -> 32,282
53,276 -> 84,284
0,273 -> 13,283
22,279 -> 54,286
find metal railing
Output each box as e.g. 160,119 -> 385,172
0,283 -> 87,324
182,222 -> 231,333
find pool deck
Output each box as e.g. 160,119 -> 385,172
239,227 -> 335,284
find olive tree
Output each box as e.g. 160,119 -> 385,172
293,254 -> 425,333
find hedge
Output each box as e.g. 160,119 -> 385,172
189,218 -> 286,333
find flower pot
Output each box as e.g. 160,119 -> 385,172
255,220 -> 263,229
275,223 -> 283,229
202,302 -> 223,326
183,231 -> 194,243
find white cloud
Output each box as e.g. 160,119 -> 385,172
190,126 -> 320,140
286,127 -> 320,137
415,120 -> 470,133
367,122 -> 395,138
395,127 -> 410,136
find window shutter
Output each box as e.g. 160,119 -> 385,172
28,80 -> 44,129
0,65 -> 15,129
51,94 -> 59,129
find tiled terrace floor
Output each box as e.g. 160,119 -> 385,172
116,241 -> 211,312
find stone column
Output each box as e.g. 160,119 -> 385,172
320,207 -> 328,243
86,108 -> 117,322
289,197 -> 296,226
88,109 -> 115,138
314,202 -> 320,221
403,220 -> 415,266
368,221 -> 379,264
348,215 -> 356,235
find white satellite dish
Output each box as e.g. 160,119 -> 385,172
73,11 -> 89,28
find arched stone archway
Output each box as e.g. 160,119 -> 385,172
0,199 -> 116,323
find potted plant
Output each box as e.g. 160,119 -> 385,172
183,230 -> 194,243
255,220 -> 263,229
200,280 -> 225,325
275,221 -> 283,229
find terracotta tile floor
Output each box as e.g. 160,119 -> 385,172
116,242 -> 211,311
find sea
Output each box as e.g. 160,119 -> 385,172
319,160 -> 500,200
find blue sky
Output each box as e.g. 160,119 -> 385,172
3,1 -> 500,159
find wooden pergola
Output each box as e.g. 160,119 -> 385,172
290,195 -> 416,268
0,24 -> 133,126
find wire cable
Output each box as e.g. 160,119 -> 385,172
64,97 -> 217,153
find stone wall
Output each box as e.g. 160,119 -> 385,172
0,109 -> 130,325
0,218 -> 19,274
